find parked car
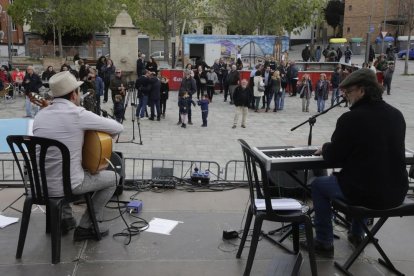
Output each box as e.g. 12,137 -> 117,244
397,48 -> 414,59
150,51 -> 172,61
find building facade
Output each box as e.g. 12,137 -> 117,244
0,0 -> 25,58
342,0 -> 405,43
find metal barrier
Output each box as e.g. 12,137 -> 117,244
123,158 -> 221,182
0,157 -> 240,186
224,160 -> 248,182
0,159 -> 24,186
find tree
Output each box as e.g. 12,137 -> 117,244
122,0 -> 200,62
212,0 -> 325,37
324,0 -> 344,37
7,0 -> 117,58
401,0 -> 414,75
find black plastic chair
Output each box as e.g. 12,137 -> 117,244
7,135 -> 102,264
332,197 -> 414,276
236,139 -> 317,276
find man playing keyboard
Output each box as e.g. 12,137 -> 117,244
306,68 -> 408,257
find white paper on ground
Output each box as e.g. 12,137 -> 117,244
254,198 -> 302,211
145,218 -> 183,235
0,214 -> 19,228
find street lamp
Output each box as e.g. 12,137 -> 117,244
168,15 -> 176,69
365,0 -> 375,64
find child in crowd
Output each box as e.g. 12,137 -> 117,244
298,74 -> 313,112
197,94 -> 209,127
113,94 -> 124,123
178,91 -> 195,128
160,76 -> 169,118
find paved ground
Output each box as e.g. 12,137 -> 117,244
1,45 -> 414,276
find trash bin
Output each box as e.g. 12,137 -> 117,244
349,38 -> 363,55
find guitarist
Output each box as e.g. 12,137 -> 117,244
33,71 -> 123,241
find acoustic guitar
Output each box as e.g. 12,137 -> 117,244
29,92 -> 113,174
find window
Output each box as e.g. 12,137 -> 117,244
349,5 -> 352,11
121,29 -> 126,35
203,23 -> 212,35
12,22 -> 16,31
347,27 -> 351,33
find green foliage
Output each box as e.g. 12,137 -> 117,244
323,0 -> 344,35
212,0 -> 325,35
7,0 -> 117,36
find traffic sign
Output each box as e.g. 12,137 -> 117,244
381,31 -> 387,38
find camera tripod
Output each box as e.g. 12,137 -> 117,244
115,83 -> 143,145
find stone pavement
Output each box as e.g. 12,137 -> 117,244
1,45 -> 414,168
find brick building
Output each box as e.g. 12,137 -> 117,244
342,0 -> 406,43
0,0 -> 25,58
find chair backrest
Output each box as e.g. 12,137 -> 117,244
238,139 -> 274,214
6,135 -> 72,204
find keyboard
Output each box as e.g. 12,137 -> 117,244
252,146 -> 414,171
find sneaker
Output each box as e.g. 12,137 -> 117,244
232,125 -> 236,129
61,217 -> 77,235
73,226 -> 109,242
347,233 -> 365,248
300,239 -> 334,258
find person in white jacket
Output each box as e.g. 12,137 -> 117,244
253,70 -> 264,112
206,67 -> 218,101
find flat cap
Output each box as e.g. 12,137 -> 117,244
339,68 -> 378,88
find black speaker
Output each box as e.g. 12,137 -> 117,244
106,151 -> 125,196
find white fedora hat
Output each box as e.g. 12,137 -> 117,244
49,71 -> 84,97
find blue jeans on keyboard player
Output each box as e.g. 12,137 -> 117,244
311,175 -> 365,245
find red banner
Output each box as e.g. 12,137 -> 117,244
160,69 -> 184,91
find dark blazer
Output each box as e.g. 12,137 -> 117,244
136,58 -> 145,77
322,98 -> 408,209
179,77 -> 197,98
233,85 -> 251,107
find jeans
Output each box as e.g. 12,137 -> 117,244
229,85 -> 237,103
311,175 -> 365,245
201,110 -> 208,126
72,171 -> 117,229
206,86 -> 214,101
383,77 -> 392,94
160,98 -> 167,115
137,95 -> 148,118
266,91 -> 275,110
331,88 -> 340,106
276,89 -> 286,110
302,97 -> 310,112
25,96 -> 39,117
254,96 -> 261,110
150,98 -> 161,119
317,96 -> 325,112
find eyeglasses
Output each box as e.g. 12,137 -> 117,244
343,87 -> 359,94
116,72 -> 121,74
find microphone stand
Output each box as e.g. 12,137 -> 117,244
115,86 -> 143,145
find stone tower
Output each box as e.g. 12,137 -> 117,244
109,5 -> 138,78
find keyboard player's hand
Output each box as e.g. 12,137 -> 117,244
314,148 -> 322,156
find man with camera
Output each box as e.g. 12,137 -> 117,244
85,68 -> 104,115
110,69 -> 127,103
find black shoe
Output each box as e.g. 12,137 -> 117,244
177,121 -> 181,125
224,99 -> 227,102
241,125 -> 246,128
273,109 -> 277,112
300,239 -> 334,258
103,100 -> 107,103
188,121 -> 193,125
347,233 -> 365,248
148,117 -> 154,121
157,117 -> 161,121
265,108 -> 269,112
61,217 -> 76,235
73,226 -> 109,242
201,124 -> 207,127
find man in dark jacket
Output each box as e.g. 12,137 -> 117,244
136,54 -> 146,77
179,70 -> 197,124
135,70 -> 153,119
232,79 -> 251,128
23,66 -> 43,117
288,62 -> 299,96
301,45 -> 311,61
226,64 -> 240,104
307,68 -> 408,258
110,69 -> 127,103
330,66 -> 342,106
148,74 -> 161,121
